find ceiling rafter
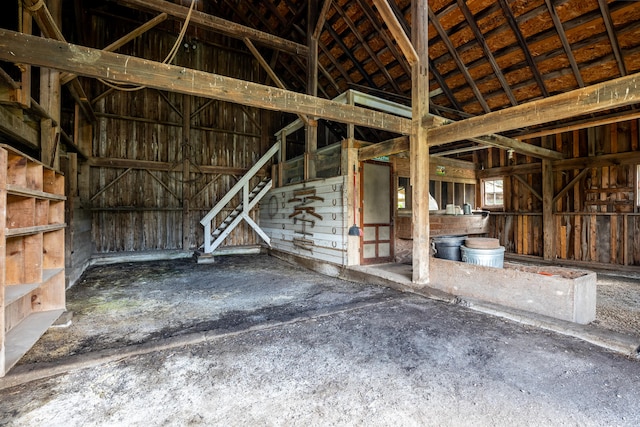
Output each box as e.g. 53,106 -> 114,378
318,39 -> 353,89
428,6 -> 491,113
323,14 -> 377,88
597,0 -> 627,77
543,0 -> 584,88
373,0 -> 465,114
497,0 -> 550,98
456,0 -> 518,107
331,3 -> 402,93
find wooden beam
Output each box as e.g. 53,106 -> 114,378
313,0 -> 332,40
428,6 -> 490,113
0,106 -> 39,149
598,0 -> 626,76
497,0 -> 549,98
116,0 -> 308,57
515,110 -> 640,140
60,12 -> 168,85
553,168 -> 588,205
332,5 -> 401,93
24,0 -> 96,123
544,0 -> 584,87
428,72 -> 640,146
243,38 -> 309,126
88,157 -> 266,176
371,0 -> 418,65
182,94 -> 191,250
513,174 -> 542,202
542,159 -> 554,260
411,0 -> 430,284
0,30 -> 411,135
358,136 -> 409,161
430,115 -> 564,160
456,0 -> 517,106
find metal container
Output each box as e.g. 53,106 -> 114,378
432,235 -> 467,261
460,245 -> 505,268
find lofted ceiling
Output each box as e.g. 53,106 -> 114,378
4,0 -> 640,157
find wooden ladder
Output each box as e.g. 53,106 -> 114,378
199,142 -> 279,254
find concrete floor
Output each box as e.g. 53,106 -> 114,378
1,254 -> 639,426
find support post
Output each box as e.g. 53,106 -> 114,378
306,3 -> 319,180
182,94 -> 192,250
38,0 -> 62,169
542,159 -> 555,260
411,0 -> 430,284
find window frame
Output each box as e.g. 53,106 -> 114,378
482,177 -> 504,209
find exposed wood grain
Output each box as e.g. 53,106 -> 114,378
116,0 -> 308,56
428,72 -> 640,146
0,30 -> 411,135
371,0 -> 418,65
410,0 -> 430,284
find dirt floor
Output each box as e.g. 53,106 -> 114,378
1,255 -> 639,426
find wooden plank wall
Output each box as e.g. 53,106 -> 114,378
482,119 -> 640,267
259,176 -> 347,265
87,16 -> 271,252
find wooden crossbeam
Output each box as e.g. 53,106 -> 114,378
0,30 -> 411,135
60,12 -> 168,85
371,0 -> 418,65
428,72 -> 640,146
358,136 -> 409,161
457,0 -> 517,106
544,0 -> 584,88
117,0 -> 308,57
243,38 -> 309,126
513,174 -> 542,202
24,0 -> 97,123
553,168 -> 588,205
428,6 -> 490,113
332,5 -> 401,93
497,0 -> 549,98
598,0 -> 627,77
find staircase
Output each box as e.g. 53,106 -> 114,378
199,142 -> 280,256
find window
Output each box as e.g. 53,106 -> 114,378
398,177 -> 411,211
483,178 -> 504,207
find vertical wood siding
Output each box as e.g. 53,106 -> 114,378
88,17 -> 271,252
484,120 -> 640,266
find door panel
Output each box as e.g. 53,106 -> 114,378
361,162 -> 393,264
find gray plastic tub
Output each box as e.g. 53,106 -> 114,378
432,235 -> 467,261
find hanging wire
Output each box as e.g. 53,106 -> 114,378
97,0 -> 197,92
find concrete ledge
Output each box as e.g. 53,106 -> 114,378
465,298 -> 640,358
429,258 -> 597,324
89,250 -> 193,266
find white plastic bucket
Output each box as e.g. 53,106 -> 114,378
460,245 -> 505,268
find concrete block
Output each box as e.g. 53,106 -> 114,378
429,258 -> 597,324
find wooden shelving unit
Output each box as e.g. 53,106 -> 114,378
0,145 -> 66,377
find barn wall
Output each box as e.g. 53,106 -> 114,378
480,119 -> 640,267
86,16 -> 274,253
259,176 -> 347,265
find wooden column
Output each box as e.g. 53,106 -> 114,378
74,103 -> 92,203
411,0 -> 430,284
63,153 -> 77,276
182,95 -> 192,250
542,159 -> 555,260
18,2 -> 32,108
347,91 -> 355,140
39,0 -> 62,169
305,2 -> 319,180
